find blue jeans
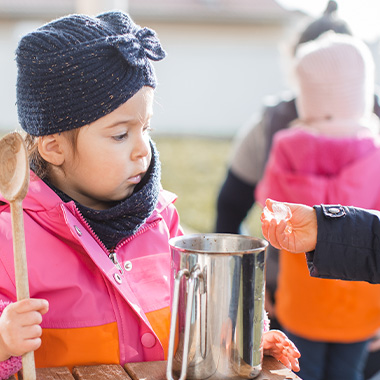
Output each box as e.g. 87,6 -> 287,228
285,330 -> 370,380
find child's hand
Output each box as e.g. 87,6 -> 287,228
262,330 -> 301,372
0,299 -> 49,361
261,199 -> 317,254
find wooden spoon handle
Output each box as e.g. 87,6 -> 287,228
11,200 -> 30,300
10,200 -> 36,380
21,352 -> 36,380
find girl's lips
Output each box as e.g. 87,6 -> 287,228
128,174 -> 142,184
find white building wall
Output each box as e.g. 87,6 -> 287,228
0,19 -> 45,133
0,21 -> 21,131
147,21 -> 292,136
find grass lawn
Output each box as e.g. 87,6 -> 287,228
154,135 -> 262,235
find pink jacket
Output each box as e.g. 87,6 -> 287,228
256,128 -> 380,208
0,171 -> 183,375
256,127 -> 380,342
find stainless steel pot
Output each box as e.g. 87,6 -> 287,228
167,233 -> 268,380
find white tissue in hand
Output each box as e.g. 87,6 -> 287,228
264,203 -> 292,223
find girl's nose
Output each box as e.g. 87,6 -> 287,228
131,133 -> 150,160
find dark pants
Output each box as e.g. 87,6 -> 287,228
365,349 -> 380,379
285,330 -> 370,380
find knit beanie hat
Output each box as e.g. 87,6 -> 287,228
295,1 -> 352,50
294,32 -> 375,131
16,11 -> 166,136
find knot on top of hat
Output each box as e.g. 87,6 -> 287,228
105,27 -> 165,67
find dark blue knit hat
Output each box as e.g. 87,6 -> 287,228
16,11 -> 166,136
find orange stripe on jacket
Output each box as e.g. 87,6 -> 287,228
146,306 -> 171,358
35,322 -> 120,370
35,306 -> 172,369
276,250 -> 380,342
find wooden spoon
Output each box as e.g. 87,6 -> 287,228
0,132 -> 35,380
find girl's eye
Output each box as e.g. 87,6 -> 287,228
112,133 -> 128,141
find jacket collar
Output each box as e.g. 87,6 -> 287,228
0,170 -> 63,212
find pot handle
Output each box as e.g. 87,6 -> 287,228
166,266 -> 201,380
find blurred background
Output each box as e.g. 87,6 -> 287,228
1,0 -> 380,232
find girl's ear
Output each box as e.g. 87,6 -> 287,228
38,134 -> 65,166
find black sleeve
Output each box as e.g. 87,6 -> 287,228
215,169 -> 255,233
307,205 -> 380,284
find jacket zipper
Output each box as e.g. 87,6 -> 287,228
73,204 -> 160,273
113,219 -> 160,252
74,206 -> 109,253
73,206 -> 124,273
108,251 -> 124,273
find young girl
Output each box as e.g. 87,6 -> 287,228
0,11 -> 299,379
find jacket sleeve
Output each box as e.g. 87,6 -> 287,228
306,205 -> 380,284
0,301 -> 22,380
215,170 -> 255,234
228,112 -> 267,186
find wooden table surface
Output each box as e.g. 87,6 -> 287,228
10,356 -> 301,380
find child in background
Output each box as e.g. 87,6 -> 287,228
256,32 -> 380,380
214,0 -> 362,333
0,11 -> 300,379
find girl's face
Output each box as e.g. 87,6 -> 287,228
52,86 -> 154,210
